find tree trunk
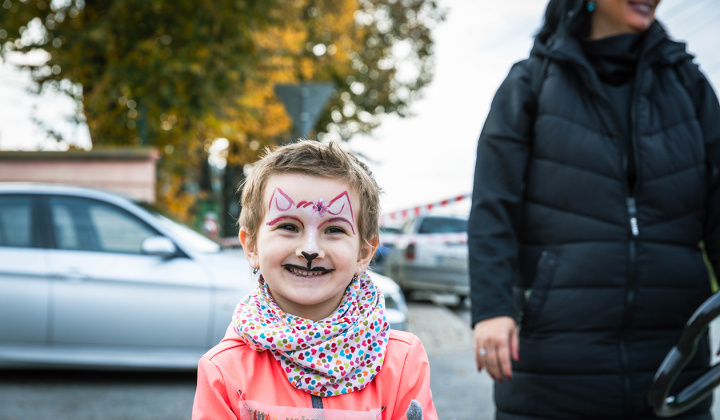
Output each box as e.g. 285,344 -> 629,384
221,144 -> 245,238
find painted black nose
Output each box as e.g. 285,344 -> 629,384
301,251 -> 319,269
301,251 -> 318,262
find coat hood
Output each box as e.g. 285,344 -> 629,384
530,19 -> 693,68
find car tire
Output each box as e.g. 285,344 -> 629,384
450,295 -> 468,310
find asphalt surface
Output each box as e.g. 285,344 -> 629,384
0,300 -> 486,420
1,300 -> 720,419
0,369 -> 196,420
406,300 -> 494,419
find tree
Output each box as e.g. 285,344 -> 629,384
0,0 -> 444,230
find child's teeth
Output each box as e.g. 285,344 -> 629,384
289,267 -> 324,276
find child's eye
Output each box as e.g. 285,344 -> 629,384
278,224 -> 299,232
325,226 -> 346,235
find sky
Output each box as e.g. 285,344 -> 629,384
0,0 -> 718,218
348,0 -> 720,216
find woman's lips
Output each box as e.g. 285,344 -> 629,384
629,1 -> 653,16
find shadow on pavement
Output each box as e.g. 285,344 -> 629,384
0,369 -> 197,420
0,368 -> 197,384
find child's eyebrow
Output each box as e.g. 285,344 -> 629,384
318,217 -> 356,235
266,215 -> 305,228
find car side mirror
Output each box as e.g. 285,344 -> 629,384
141,236 -> 178,258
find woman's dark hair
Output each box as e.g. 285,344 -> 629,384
536,0 -> 593,42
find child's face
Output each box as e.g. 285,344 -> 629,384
240,174 -> 375,321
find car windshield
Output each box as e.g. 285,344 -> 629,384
417,217 -> 467,234
380,226 -> 403,234
152,214 -> 221,253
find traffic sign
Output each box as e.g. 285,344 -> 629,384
274,83 -> 335,137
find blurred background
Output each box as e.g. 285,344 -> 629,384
2,0 -> 717,225
1,0 -> 719,419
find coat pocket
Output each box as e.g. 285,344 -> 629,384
519,250 -> 559,330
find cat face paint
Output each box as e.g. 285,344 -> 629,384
266,187 -> 356,271
267,187 -> 356,229
247,173 -> 371,321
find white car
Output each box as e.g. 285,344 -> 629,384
385,215 -> 469,302
0,183 -> 407,369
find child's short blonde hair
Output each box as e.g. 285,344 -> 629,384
238,140 -> 381,250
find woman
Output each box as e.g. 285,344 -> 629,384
468,0 -> 720,418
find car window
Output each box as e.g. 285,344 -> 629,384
401,219 -> 416,234
136,203 -> 220,253
153,214 -> 220,253
417,217 -> 467,234
380,226 -> 402,234
52,203 -> 83,249
50,197 -> 158,254
0,195 -> 32,248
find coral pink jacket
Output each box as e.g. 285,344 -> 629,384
192,327 -> 437,420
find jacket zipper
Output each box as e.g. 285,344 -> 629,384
617,55 -> 648,417
552,34 -> 663,417
311,394 -> 324,409
572,60 -> 640,418
620,196 -> 639,417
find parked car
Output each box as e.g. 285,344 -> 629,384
372,271 -> 407,331
0,183 -> 408,370
369,225 -> 403,276
385,215 -> 469,302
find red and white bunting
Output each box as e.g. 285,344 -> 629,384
220,232 -> 469,248
379,232 -> 468,245
219,236 -> 242,248
379,193 -> 471,225
219,193 -> 472,248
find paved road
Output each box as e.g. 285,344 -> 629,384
0,300 -> 485,420
404,299 -> 494,420
0,301 -> 480,420
0,369 -> 196,420
1,300 -> 719,420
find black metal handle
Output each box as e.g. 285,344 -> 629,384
648,291 -> 720,417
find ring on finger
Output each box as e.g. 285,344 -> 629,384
479,348 -> 488,357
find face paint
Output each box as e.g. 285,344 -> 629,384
297,191 -> 356,234
251,174 -> 371,321
268,188 -> 356,232
266,188 -> 356,270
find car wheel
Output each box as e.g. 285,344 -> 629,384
450,295 -> 468,310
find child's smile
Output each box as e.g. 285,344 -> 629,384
241,174 -> 374,321
281,263 -> 334,277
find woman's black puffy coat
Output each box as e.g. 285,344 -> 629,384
468,22 -> 720,419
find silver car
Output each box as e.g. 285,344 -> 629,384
385,215 -> 469,302
0,183 -> 407,370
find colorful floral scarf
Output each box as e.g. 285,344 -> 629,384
232,271 -> 389,397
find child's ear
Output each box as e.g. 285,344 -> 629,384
239,227 -> 259,269
356,236 -> 379,275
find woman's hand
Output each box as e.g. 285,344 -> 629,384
473,316 -> 519,382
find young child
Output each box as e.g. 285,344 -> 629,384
192,140 -> 436,420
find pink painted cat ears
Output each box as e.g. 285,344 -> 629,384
268,188 -> 355,223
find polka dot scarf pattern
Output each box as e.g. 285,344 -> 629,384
232,271 -> 390,397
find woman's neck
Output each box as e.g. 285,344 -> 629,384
589,16 -> 654,40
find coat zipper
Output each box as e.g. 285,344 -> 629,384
570,58 -> 641,418
311,394 -> 324,409
620,196 -> 640,417
552,34 -> 663,417
617,52 -> 649,417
